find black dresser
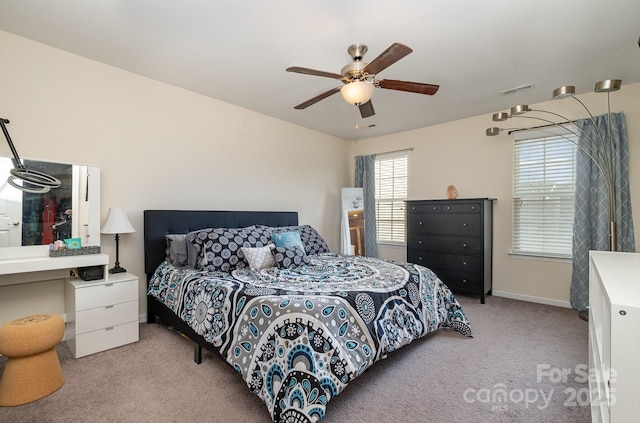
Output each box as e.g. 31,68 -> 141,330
406,198 -> 495,303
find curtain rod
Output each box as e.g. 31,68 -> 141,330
507,120 -> 575,135
355,147 -> 414,158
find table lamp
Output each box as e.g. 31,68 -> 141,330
101,208 -> 135,274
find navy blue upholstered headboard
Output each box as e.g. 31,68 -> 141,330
143,210 -> 298,280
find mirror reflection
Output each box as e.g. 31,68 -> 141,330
0,157 -> 100,248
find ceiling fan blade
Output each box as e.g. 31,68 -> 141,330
362,43 -> 413,75
377,79 -> 439,95
293,87 -> 341,109
359,100 -> 375,118
286,67 -> 343,80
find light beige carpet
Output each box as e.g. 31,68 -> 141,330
0,295 -> 590,422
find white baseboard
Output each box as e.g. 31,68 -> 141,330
492,290 -> 571,309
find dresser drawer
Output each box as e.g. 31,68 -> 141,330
407,213 -> 481,236
431,268 -> 482,291
75,300 -> 138,334
73,321 -> 139,358
407,251 -> 481,274
407,202 -> 482,214
75,278 -> 138,311
407,235 -> 481,255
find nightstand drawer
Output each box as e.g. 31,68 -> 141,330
75,279 -> 138,311
74,321 -> 139,358
75,300 -> 138,334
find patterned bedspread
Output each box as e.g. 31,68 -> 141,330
148,253 -> 472,422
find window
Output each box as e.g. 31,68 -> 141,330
512,129 -> 577,257
375,152 -> 408,244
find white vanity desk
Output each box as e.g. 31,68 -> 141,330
0,246 -> 109,324
0,246 -> 109,283
1,247 -> 140,357
0,157 -> 136,356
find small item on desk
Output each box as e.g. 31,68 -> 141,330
78,265 -> 104,281
63,238 -> 82,249
52,240 -> 66,250
447,184 -> 458,200
49,245 -> 101,257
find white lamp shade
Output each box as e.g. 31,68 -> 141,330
101,208 -> 135,234
340,81 -> 375,105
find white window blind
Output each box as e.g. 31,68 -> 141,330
512,130 -> 577,257
375,152 -> 408,244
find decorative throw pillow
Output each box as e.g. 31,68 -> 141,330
270,225 -> 330,255
241,244 -> 276,270
272,245 -> 310,269
190,226 -> 272,272
271,231 -> 305,250
165,234 -> 187,265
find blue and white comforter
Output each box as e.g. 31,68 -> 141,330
148,253 -> 471,422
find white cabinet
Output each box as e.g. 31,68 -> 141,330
66,272 -> 139,358
589,251 -> 640,423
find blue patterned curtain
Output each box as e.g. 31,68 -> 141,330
355,155 -> 378,258
570,112 -> 635,311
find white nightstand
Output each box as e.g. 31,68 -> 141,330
65,272 -> 139,358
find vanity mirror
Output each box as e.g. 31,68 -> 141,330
0,156 -> 100,250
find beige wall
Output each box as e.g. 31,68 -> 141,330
351,82 -> 640,307
1,29 -> 638,322
0,31 -> 350,323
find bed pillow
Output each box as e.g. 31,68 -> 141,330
194,226 -> 273,272
165,234 -> 187,265
272,245 -> 310,269
269,225 -> 330,255
270,231 -> 305,250
184,225 -> 263,270
241,244 -> 276,270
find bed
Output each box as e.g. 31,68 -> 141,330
144,210 -> 472,422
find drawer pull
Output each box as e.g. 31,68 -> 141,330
418,256 -> 423,261
433,206 -> 437,210
412,206 -> 416,210
463,261 -> 467,265
462,279 -> 468,284
418,240 -> 423,244
446,206 -> 451,210
462,223 -> 468,227
419,221 -> 423,226
105,326 -> 115,331
471,206 -> 476,210
462,243 -> 468,248
105,283 -> 114,287
105,305 -> 114,309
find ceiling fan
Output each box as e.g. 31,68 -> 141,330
286,42 -> 439,118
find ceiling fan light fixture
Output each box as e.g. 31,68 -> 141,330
340,80 -> 374,106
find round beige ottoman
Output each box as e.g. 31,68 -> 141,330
0,314 -> 65,406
